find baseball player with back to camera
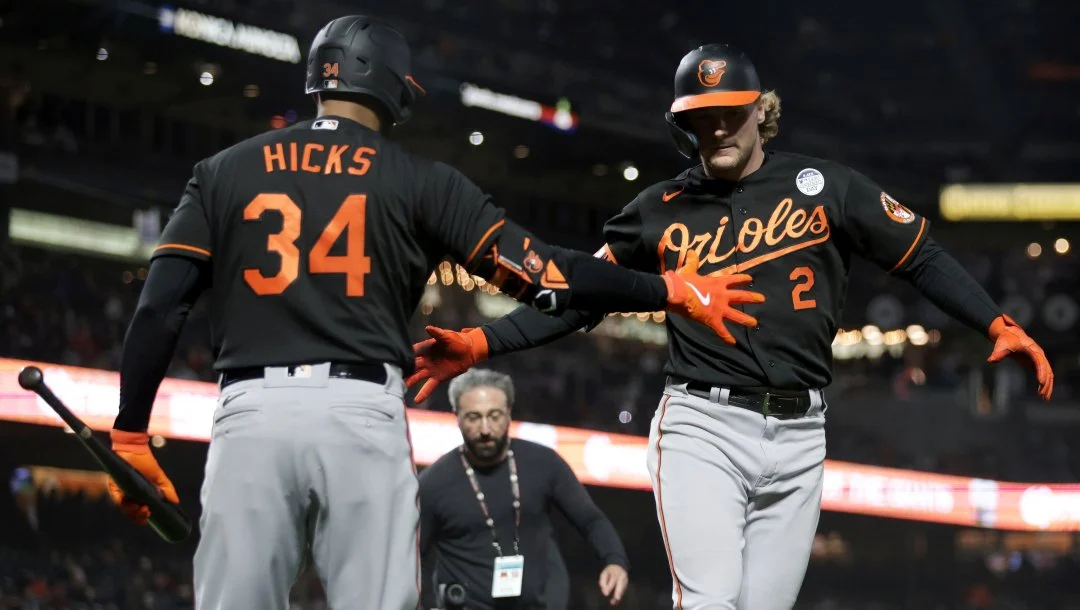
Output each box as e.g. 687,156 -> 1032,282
102,18 -> 764,610
408,44 -> 1055,610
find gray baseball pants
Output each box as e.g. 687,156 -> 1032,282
646,381 -> 827,610
193,362 -> 420,610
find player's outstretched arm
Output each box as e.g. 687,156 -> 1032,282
418,161 -> 764,336
841,171 -> 1052,401
895,238 -> 1053,400
408,251 -> 762,402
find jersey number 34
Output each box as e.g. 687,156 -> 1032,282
243,193 -> 371,297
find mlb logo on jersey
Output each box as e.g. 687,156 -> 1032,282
312,119 -> 339,131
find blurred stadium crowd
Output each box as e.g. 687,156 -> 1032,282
2,0 -> 1080,607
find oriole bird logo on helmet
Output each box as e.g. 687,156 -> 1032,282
697,59 -> 727,87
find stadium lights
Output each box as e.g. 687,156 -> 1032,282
1027,242 -> 1042,258
8,208 -> 155,261
622,165 -> 639,181
96,47 -> 108,61
514,145 -> 529,159
157,6 -> 302,64
243,84 -> 260,98
199,71 -> 214,86
1054,238 -> 1070,254
468,131 -> 484,146
906,324 -> 929,346
459,83 -> 579,133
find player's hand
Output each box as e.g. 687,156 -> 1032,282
661,250 -> 765,345
987,314 -> 1053,401
406,326 -> 489,404
107,430 -> 180,525
599,564 -> 629,606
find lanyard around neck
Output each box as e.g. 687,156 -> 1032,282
459,446 -> 520,556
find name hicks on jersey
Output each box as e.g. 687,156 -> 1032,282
262,141 -> 377,175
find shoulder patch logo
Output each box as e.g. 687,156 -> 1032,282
312,119 -> 339,130
880,192 -> 916,224
796,168 -> 825,196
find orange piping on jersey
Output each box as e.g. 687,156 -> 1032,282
889,217 -> 927,273
465,219 -> 506,266
154,243 -> 211,257
654,396 -> 684,610
706,233 -> 832,276
406,76 -> 427,95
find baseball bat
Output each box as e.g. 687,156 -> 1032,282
17,366 -> 192,543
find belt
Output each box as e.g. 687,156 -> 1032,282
683,381 -> 814,420
219,362 -> 387,389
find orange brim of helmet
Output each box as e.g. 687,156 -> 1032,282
670,90 -> 761,113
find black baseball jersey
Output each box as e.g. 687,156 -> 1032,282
599,151 -> 928,390
154,116 -> 507,372
418,439 -> 629,610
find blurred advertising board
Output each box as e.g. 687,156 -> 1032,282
3,357 -> 1079,531
940,183 -> 1080,221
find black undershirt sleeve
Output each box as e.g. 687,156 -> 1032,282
113,256 -> 210,432
548,453 -> 631,570
481,307 -> 599,357
555,247 -> 668,314
893,236 -> 1001,337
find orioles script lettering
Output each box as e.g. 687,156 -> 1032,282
659,198 -> 830,273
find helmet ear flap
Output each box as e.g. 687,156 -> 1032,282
665,112 -> 698,159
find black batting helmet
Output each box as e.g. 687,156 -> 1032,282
305,16 -> 426,126
665,44 -> 762,158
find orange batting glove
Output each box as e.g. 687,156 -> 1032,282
406,326 -> 489,404
662,250 -> 765,345
108,430 -> 180,525
987,314 -> 1053,401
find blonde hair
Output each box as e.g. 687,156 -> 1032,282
758,90 -> 781,145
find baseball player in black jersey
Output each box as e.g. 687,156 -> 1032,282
102,19 -> 765,610
408,44 -> 1054,609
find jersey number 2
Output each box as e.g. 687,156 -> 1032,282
243,193 -> 371,297
789,266 -> 817,310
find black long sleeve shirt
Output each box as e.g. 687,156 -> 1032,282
419,439 -> 629,610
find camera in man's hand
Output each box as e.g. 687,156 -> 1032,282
439,582 -> 467,610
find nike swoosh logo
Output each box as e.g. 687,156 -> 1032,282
662,188 -> 684,202
686,282 -> 711,306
